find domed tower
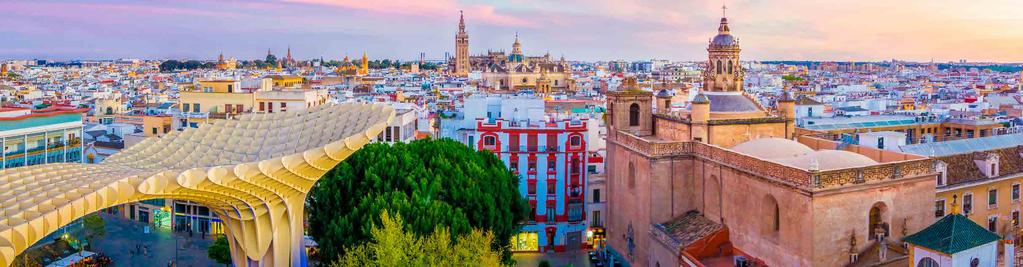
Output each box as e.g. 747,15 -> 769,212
703,5 -> 743,92
510,32 -> 524,62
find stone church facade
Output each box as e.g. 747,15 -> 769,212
605,12 -> 939,267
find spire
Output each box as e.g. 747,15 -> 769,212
267,48 -> 272,56
286,46 -> 293,60
717,4 -> 731,34
458,10 -> 466,33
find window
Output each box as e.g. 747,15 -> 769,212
571,158 -> 580,174
151,127 -> 158,135
570,136 -> 581,147
528,183 -> 536,195
716,60 -> 722,74
227,84 -> 233,93
592,211 -> 601,227
917,257 -> 939,267
268,103 -> 274,113
991,163 -> 998,177
510,232 -> 539,252
1014,210 -> 1020,227
259,102 -> 265,112
237,105 -> 244,113
728,60 -> 733,74
628,103 -> 640,126
483,136 -> 496,146
568,202 -> 584,222
1014,184 -> 1020,201
593,189 -> 600,203
547,182 -> 555,194
934,199 -> 945,218
963,194 -> 973,214
528,161 -> 537,172
763,195 -> 780,235
628,162 -> 636,189
547,159 -> 555,171
987,216 -> 997,232
193,103 -> 200,113
182,103 -> 190,112
989,189 -> 997,208
224,104 -> 233,114
546,207 -> 555,223
877,138 -> 884,149
936,171 -> 946,186
280,102 -> 287,112
529,204 -> 536,222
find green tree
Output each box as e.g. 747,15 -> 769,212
265,54 -> 278,66
207,236 -> 232,266
332,211 -> 505,267
308,139 -> 529,263
81,214 -> 105,250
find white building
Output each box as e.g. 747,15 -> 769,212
904,212 -> 1002,267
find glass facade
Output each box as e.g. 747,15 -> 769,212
2,126 -> 83,169
510,232 -> 539,252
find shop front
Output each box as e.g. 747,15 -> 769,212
510,231 -> 539,252
587,226 -> 606,250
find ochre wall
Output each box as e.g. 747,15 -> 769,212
809,175 -> 936,267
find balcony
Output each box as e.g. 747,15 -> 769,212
508,145 -> 560,153
173,111 -> 210,119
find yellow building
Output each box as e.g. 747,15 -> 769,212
904,136 -> 1023,240
142,115 -> 173,137
215,53 -> 237,70
268,75 -> 304,88
176,79 -> 328,129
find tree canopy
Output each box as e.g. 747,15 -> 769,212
332,211 -> 505,267
307,138 -> 528,263
82,214 -> 105,241
207,236 -> 232,266
159,60 -> 212,72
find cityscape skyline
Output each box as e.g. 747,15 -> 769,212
4,0 -> 1023,62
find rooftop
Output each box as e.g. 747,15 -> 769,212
903,213 -> 999,255
801,115 -> 925,131
653,210 -> 723,250
900,132 -> 1023,157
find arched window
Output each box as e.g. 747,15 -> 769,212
763,194 -> 780,235
917,257 -> 939,267
728,60 -> 734,74
869,202 -> 889,240
629,103 -> 640,127
628,162 -> 636,189
570,136 -> 581,147
716,60 -> 723,74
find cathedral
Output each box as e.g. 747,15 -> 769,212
450,11 -> 574,93
604,10 -> 937,267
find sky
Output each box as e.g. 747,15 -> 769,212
2,0 -> 1023,62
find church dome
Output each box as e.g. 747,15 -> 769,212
776,150 -> 879,170
711,34 -> 736,46
730,138 -> 813,159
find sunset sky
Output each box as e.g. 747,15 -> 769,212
3,0 -> 1023,62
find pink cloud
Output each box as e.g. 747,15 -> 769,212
282,0 -> 537,27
